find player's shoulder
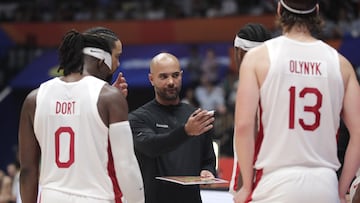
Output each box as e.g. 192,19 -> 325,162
338,53 -> 353,68
248,43 -> 268,56
25,88 -> 38,103
245,37 -> 271,59
99,84 -> 129,116
242,41 -> 269,71
21,88 -> 39,114
337,52 -> 355,82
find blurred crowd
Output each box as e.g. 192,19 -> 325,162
0,0 -> 275,22
0,162 -> 19,203
180,45 -> 239,156
1,0 -> 360,89
0,0 -> 359,39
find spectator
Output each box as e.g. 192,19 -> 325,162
185,44 -> 202,87
0,176 -> 16,203
5,163 -> 19,203
195,75 -> 226,115
181,86 -> 200,108
201,48 -> 219,84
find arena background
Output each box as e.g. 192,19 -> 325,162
0,3 -> 359,195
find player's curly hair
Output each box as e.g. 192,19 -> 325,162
276,0 -> 323,35
57,29 -> 111,76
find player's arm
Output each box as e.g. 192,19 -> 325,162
338,54 -> 360,201
233,47 -> 263,202
99,85 -> 144,203
109,121 -> 144,203
18,89 -> 40,203
129,108 -> 214,157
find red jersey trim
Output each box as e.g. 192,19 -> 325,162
107,139 -> 123,203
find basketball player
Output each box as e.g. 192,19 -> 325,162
233,0 -> 360,203
229,23 -> 272,195
18,30 -> 144,203
83,27 -> 128,97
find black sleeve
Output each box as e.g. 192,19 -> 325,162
200,129 -> 217,176
129,113 -> 189,158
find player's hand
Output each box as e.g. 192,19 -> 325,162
184,108 -> 215,136
233,187 -> 251,203
112,72 -> 128,98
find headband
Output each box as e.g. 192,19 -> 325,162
280,0 -> 317,14
83,47 -> 112,70
234,36 -> 263,51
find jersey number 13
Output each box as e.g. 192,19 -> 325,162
289,86 -> 322,131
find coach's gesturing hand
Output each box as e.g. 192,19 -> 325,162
185,108 -> 215,136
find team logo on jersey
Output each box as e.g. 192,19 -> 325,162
156,123 -> 169,128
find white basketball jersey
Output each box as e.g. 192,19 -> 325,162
255,36 -> 343,173
34,76 -> 121,200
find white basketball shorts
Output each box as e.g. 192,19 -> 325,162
39,188 -> 114,203
250,167 -> 340,203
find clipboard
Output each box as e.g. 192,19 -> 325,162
155,176 -> 228,185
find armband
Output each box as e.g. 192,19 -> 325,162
109,121 -> 144,203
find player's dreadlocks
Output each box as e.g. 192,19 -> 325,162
84,27 -> 119,49
57,29 -> 111,76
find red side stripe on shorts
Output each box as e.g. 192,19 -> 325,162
246,169 -> 263,203
245,102 -> 265,202
336,126 -> 340,142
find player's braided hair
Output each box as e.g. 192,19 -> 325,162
58,29 -> 111,76
236,23 -> 272,43
84,27 -> 119,49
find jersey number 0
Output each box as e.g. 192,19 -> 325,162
55,126 -> 75,168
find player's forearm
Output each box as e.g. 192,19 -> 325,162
338,138 -> 360,197
116,160 -> 144,203
234,126 -> 255,191
20,169 -> 39,203
109,121 -> 145,203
